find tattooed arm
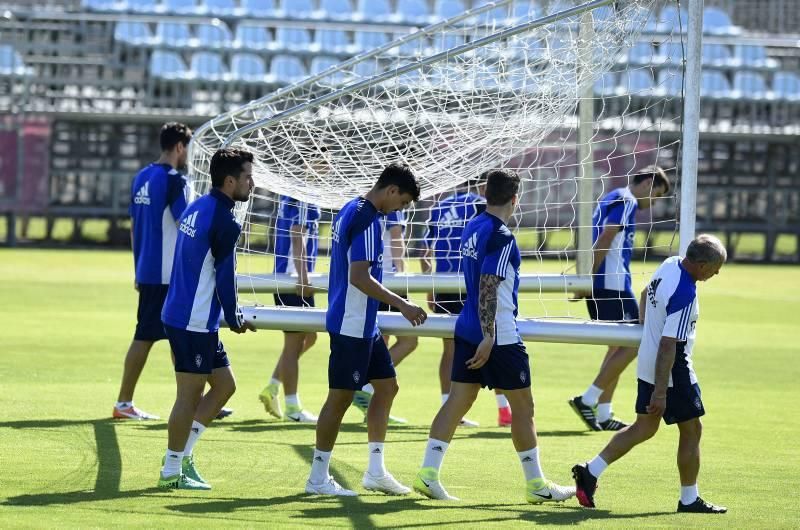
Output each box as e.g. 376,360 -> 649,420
466,273 -> 503,370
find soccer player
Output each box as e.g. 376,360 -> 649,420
351,209 -> 416,425
421,176 -> 512,428
158,148 -> 256,490
413,169 -> 575,504
112,122 -> 192,421
569,167 -> 670,431
573,234 -> 727,514
306,162 -> 426,496
259,195 -> 321,423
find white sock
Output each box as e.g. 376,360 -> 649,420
680,484 -> 699,505
270,377 -> 281,387
441,393 -> 449,405
421,438 -> 449,472
285,394 -> 300,408
496,393 -> 509,408
161,449 -> 183,477
581,385 -> 603,407
309,448 -> 332,484
183,420 -> 205,457
517,447 -> 544,482
362,383 -> 375,395
596,403 -> 612,423
587,455 -> 608,478
368,442 -> 387,476
115,401 -> 132,409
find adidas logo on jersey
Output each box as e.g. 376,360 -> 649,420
133,182 -> 151,205
331,218 -> 342,244
180,211 -> 198,238
461,232 -> 478,260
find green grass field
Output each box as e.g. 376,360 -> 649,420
1,249 -> 798,528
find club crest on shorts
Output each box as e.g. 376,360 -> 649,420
520,370 -> 527,383
353,371 -> 360,384
195,354 -> 202,368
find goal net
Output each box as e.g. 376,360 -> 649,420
188,0 -> 686,345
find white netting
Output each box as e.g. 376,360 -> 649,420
188,0 -> 685,326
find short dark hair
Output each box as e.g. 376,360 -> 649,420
376,162 -> 421,201
210,148 -> 254,188
632,166 -> 670,194
484,169 -> 520,206
466,170 -> 490,188
160,122 -> 192,151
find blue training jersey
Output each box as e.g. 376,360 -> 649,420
161,188 -> 243,333
129,163 -> 188,285
273,195 -> 321,274
592,187 -> 638,293
326,197 -> 383,339
455,212 -> 522,345
424,191 -> 485,273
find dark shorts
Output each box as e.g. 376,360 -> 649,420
273,293 -> 315,308
635,378 -> 705,425
432,293 -> 465,315
328,332 -> 396,390
451,336 -> 531,390
134,284 -> 169,341
165,324 -> 230,375
586,289 -> 640,322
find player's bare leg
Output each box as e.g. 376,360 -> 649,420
261,332 -> 316,421
389,336 -> 418,366
306,388 -> 358,496
361,377 -> 410,495
114,339 -> 159,420
438,340 -> 479,427
570,345 -> 637,431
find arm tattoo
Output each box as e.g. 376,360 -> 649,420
479,274 -> 503,339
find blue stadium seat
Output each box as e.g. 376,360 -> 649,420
353,61 -> 379,78
149,50 -> 188,79
234,25 -> 271,50
773,71 -> 800,101
733,72 -> 769,99
594,72 -> 618,96
84,0 -> 128,12
0,45 -> 30,76
657,69 -> 683,97
205,0 -> 239,16
355,31 -> 389,53
703,7 -> 739,35
701,71 -> 731,98
164,0 -> 204,15
196,22 -> 232,48
313,30 -> 352,54
657,6 -> 687,33
513,0 -> 540,20
619,70 -> 654,95
320,0 -> 352,21
281,0 -> 316,18
396,0 -> 430,24
274,28 -> 312,51
310,56 -> 347,85
654,41 -> 683,66
242,0 -> 279,17
702,44 -> 731,67
628,42 -> 654,65
115,22 -> 153,46
129,0 -> 164,14
357,0 -> 392,22
271,54 -> 307,84
231,53 -> 267,81
433,0 -> 465,22
191,52 -> 227,80
155,22 -> 193,47
731,44 -> 779,69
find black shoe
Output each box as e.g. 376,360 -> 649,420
677,497 -> 727,513
215,407 -> 234,420
568,396 -> 601,431
572,463 -> 598,508
599,416 -> 629,431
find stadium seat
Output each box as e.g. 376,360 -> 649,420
274,28 -> 312,52
773,71 -> 800,101
619,69 -> 654,95
313,30 -> 352,54
593,71 -> 618,96
190,52 -> 227,80
281,0 -> 316,18
155,22 -> 193,47
129,0 -> 164,14
353,60 -> 379,78
320,0 -> 352,21
271,54 -> 307,84
115,22 -> 153,46
657,69 -> 683,97
231,53 -> 267,81
196,23 -> 232,48
149,50 -> 188,79
205,0 -> 239,16
396,0 -> 430,25
357,0 -> 392,22
702,44 -> 731,67
512,0 -> 540,20
733,72 -> 769,100
628,42 -> 654,65
83,0 -> 128,12
164,0 -> 204,15
0,45 -> 30,76
657,6 -> 687,33
731,44 -> 779,69
309,55 -> 339,75
355,31 -> 389,53
654,41 -> 684,66
433,0 -> 465,22
234,25 -> 271,50
242,0 -> 279,17
703,7 -> 740,35
701,71 -> 731,98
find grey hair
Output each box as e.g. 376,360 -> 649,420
686,234 -> 727,264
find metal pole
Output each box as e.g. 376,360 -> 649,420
237,306 -> 641,347
576,10 -> 595,276
679,0 -> 704,255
